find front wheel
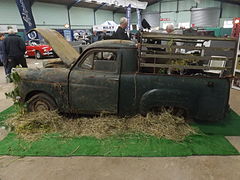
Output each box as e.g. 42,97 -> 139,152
35,51 -> 43,59
27,93 -> 57,112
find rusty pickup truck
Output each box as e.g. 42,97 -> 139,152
16,29 -> 239,121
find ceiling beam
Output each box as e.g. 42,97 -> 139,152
94,3 -> 107,12
67,0 -> 82,9
215,0 -> 240,5
113,7 -> 126,14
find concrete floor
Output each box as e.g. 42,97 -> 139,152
1,156 -> 240,180
0,59 -> 240,180
229,89 -> 240,115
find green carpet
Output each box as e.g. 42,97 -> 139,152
0,133 -> 238,157
192,110 -> 240,136
0,106 -> 239,157
0,106 -> 18,126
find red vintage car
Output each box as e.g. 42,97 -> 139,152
25,40 -> 56,59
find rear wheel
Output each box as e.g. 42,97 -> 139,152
27,93 -> 57,112
151,106 -> 187,118
35,51 -> 43,59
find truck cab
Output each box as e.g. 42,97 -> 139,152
68,40 -> 137,114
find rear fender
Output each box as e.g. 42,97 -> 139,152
139,89 -> 193,115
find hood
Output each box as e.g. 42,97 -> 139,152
29,28 -> 80,67
38,45 -> 51,48
15,67 -> 69,82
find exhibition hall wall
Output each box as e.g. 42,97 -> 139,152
132,0 -> 240,28
0,0 -> 124,29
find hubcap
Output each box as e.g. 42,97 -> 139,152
36,52 -> 41,59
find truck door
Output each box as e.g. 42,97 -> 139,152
69,49 -> 120,114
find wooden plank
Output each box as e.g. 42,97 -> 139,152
140,50 -> 170,55
143,39 -> 202,43
140,63 -> 230,70
140,54 -> 231,61
141,32 -> 236,41
141,43 -> 235,52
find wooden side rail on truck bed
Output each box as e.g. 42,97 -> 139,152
138,32 -> 240,78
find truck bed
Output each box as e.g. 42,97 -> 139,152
119,73 -> 230,121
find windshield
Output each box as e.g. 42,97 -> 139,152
28,39 -> 48,46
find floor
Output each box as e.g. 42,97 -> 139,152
0,59 -> 240,180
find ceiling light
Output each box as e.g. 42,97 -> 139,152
64,24 -> 70,28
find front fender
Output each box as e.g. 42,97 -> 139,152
16,68 -> 69,111
139,89 -> 194,114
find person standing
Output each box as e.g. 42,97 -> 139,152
90,30 -> 99,43
0,33 -> 7,74
166,24 -> 175,34
4,29 -> 27,74
112,17 -> 130,40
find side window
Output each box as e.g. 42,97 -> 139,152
94,52 -> 116,61
80,51 -> 117,72
81,53 -> 94,70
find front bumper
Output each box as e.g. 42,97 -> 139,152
42,51 -> 54,56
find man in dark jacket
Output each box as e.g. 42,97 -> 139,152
0,33 -> 8,75
4,29 -> 27,74
0,33 -> 6,65
112,17 -> 130,40
90,30 -> 99,43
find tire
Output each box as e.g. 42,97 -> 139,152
35,50 -> 43,59
151,106 -> 187,118
53,51 -> 58,58
27,93 -> 57,112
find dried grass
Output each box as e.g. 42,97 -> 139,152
6,110 -> 198,141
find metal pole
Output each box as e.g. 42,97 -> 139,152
176,0 -> 179,13
67,7 -> 72,30
94,11 -> 96,25
137,9 -> 142,30
159,0 -> 161,28
126,4 -> 131,33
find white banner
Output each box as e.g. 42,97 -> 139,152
93,21 -> 118,32
84,0 -> 148,9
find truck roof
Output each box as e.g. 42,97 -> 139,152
86,40 -> 137,50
